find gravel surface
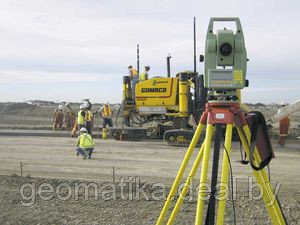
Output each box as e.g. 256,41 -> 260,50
0,137 -> 299,224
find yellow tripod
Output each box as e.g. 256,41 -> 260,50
156,102 -> 287,225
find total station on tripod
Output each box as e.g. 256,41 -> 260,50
200,17 -> 249,102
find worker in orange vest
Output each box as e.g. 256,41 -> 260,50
52,105 -> 64,130
278,102 -> 290,147
99,101 -> 113,128
64,103 -> 76,130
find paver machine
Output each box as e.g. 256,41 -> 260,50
111,69 -> 207,145
110,19 -> 207,145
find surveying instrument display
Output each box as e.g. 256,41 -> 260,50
204,17 -> 248,102
156,18 -> 287,225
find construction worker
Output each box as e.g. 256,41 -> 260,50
278,102 -> 290,147
64,103 -> 76,130
128,65 -> 139,98
76,127 -> 95,159
139,65 -> 150,82
99,101 -> 113,128
82,99 -> 93,135
77,104 -> 87,131
52,105 -> 64,130
128,64 -> 138,80
84,102 -> 93,134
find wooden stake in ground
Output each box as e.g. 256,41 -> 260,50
112,166 -> 120,184
20,162 -> 23,177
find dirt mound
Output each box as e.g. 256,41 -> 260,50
0,102 -> 119,117
0,102 -> 121,129
0,103 -> 38,116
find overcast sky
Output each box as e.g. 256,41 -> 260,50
0,0 -> 299,104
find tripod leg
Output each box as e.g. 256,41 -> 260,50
236,125 -> 287,225
195,124 -> 214,225
167,142 -> 206,225
156,123 -> 205,225
206,123 -> 222,225
216,124 -> 233,225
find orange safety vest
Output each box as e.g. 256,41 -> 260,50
53,110 -> 64,123
102,105 -> 112,117
279,117 -> 290,136
131,68 -> 138,77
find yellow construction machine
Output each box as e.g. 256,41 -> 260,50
111,69 -> 207,145
111,19 -> 207,145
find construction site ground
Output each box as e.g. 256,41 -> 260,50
0,136 -> 299,225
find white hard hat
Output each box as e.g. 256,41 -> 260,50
145,65 -> 150,69
105,101 -> 109,105
128,64 -> 132,68
58,105 -> 63,110
280,101 -> 287,106
83,101 -> 89,108
79,104 -> 85,109
79,127 -> 87,133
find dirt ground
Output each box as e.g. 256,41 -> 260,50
0,102 -> 299,138
0,137 -> 299,224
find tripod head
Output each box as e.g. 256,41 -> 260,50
202,17 -> 248,102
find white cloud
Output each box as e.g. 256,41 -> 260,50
0,0 -> 299,102
0,70 -> 118,83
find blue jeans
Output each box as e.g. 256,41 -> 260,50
103,118 -> 113,128
76,147 -> 94,158
131,77 -> 139,99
